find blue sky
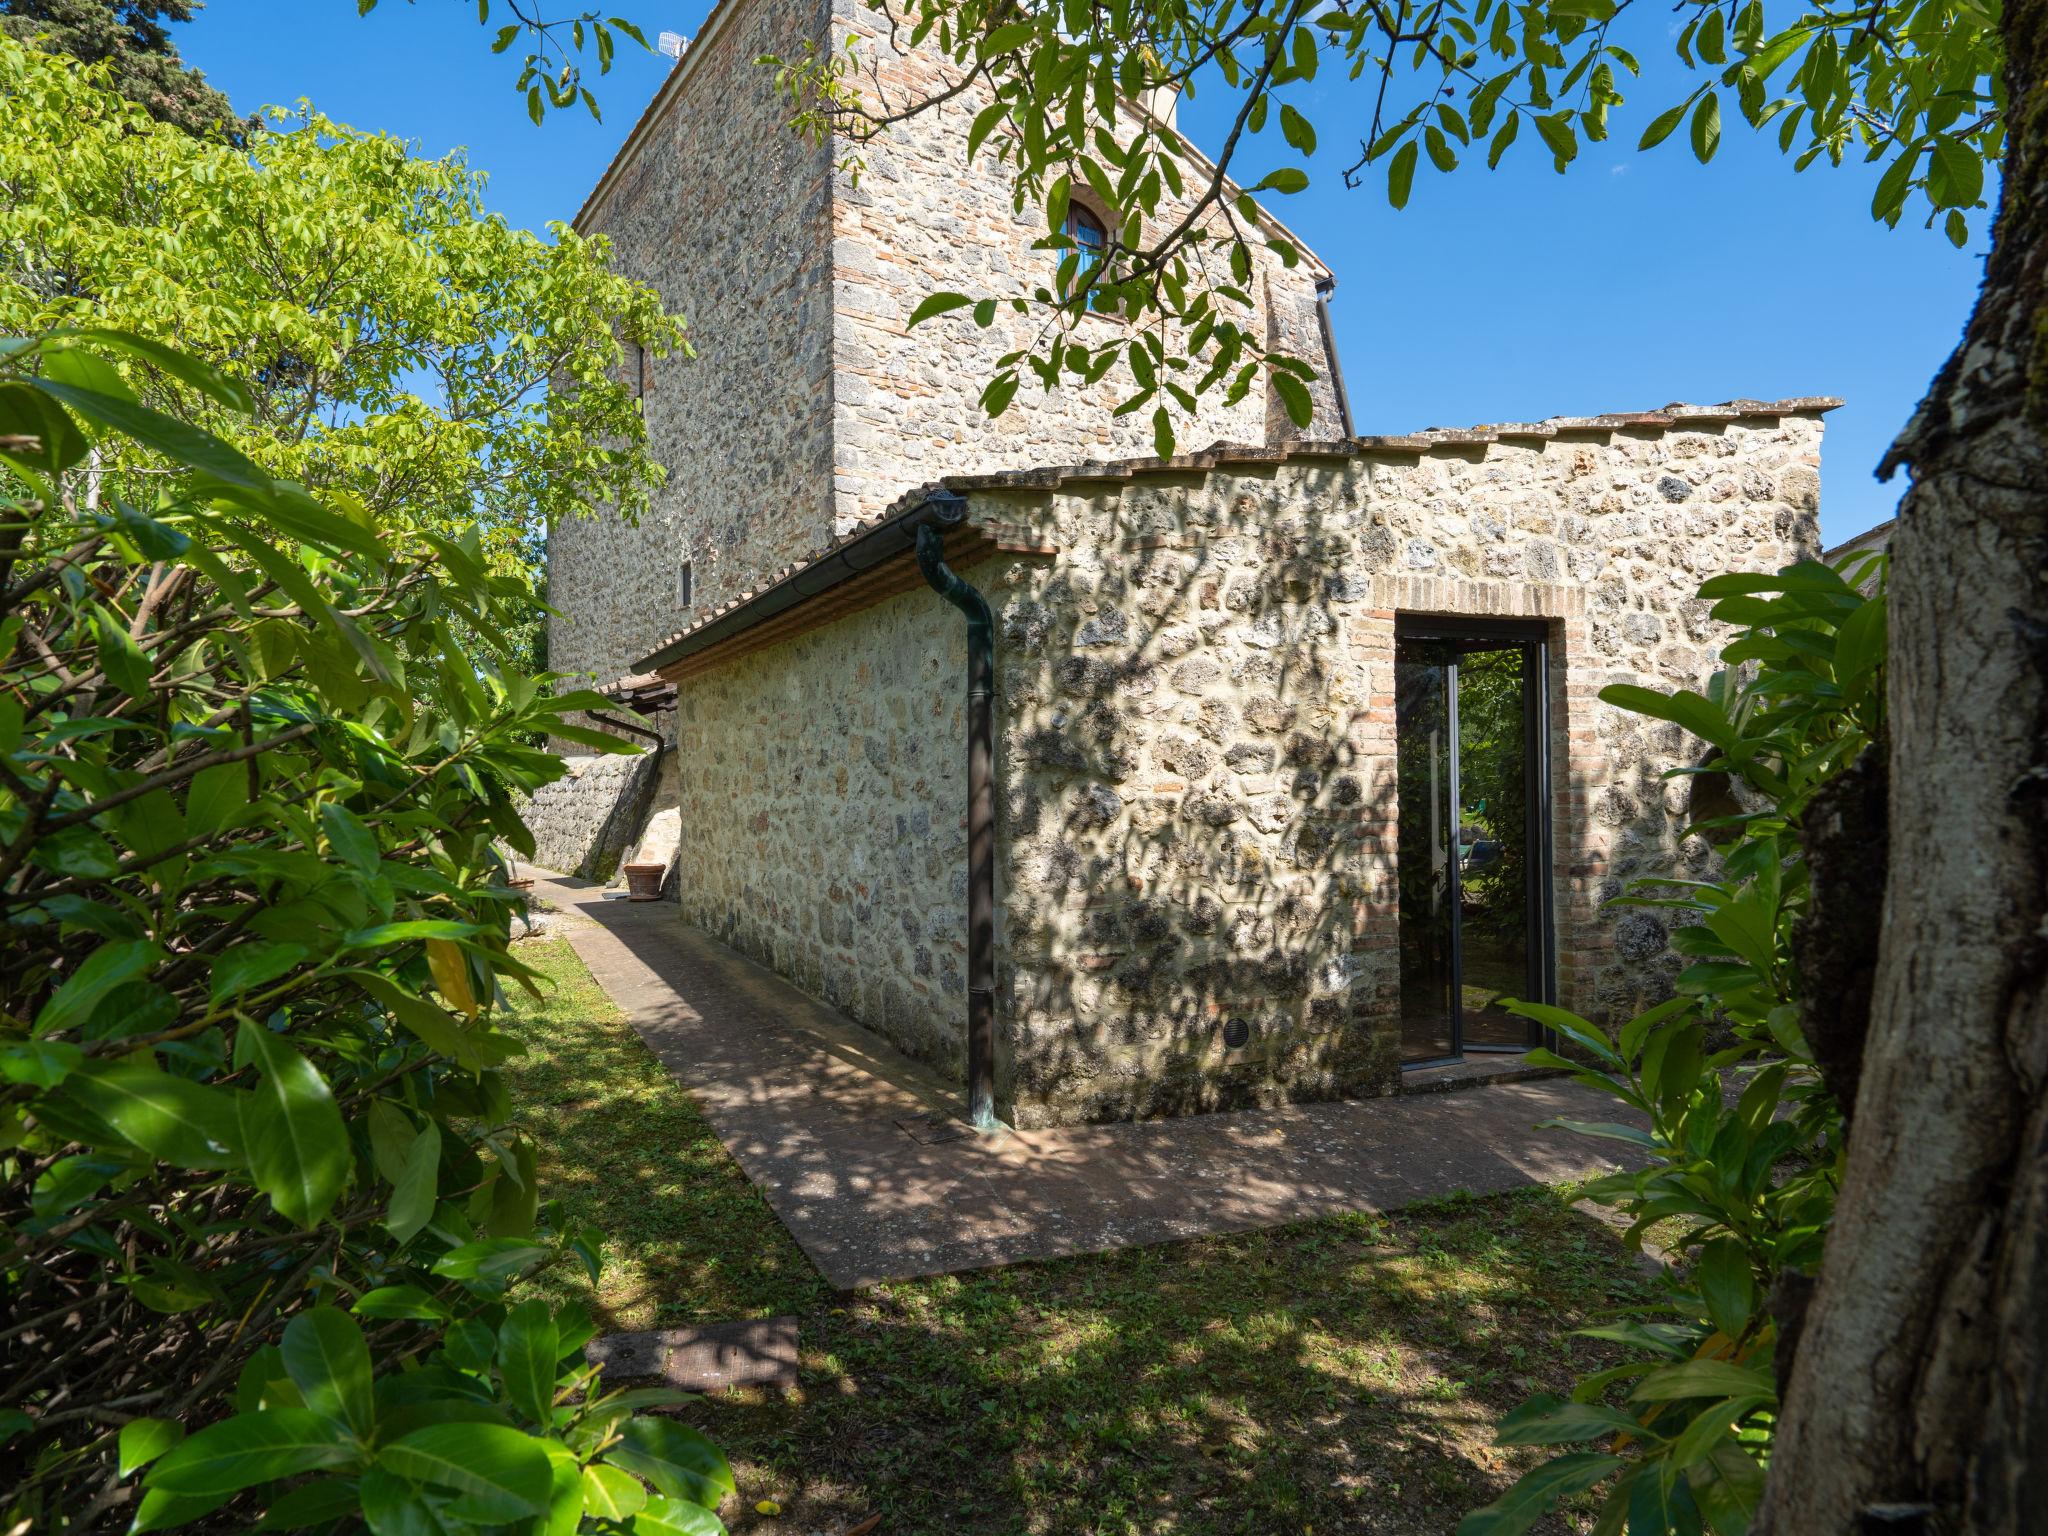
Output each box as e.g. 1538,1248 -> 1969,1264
181,0 -> 1984,545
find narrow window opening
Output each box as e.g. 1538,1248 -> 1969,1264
624,340 -> 648,398
1062,204 -> 1116,312
677,559 -> 693,608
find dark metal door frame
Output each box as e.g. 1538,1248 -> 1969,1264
1395,615 -> 1557,1066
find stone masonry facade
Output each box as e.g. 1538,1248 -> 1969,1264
636,406 -> 1828,1127
547,0 -> 1345,693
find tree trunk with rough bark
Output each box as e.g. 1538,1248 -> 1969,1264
1757,3 -> 2048,1530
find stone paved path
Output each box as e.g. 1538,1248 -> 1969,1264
527,873 -> 1642,1290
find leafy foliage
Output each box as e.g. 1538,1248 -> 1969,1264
0,34 -> 685,586
1459,550 -> 1887,1534
767,0 -> 2000,445
0,326 -> 731,1534
0,0 -> 241,137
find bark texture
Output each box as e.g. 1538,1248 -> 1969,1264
1757,3 -> 2048,1528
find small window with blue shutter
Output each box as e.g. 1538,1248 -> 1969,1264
1064,205 -> 1116,312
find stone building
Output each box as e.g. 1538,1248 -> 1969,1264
534,0 -> 1837,1128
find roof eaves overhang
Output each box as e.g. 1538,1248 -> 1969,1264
632,490 -> 973,676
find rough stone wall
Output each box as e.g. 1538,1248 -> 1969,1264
977,413 -> 1826,1126
522,747 -> 666,881
551,0 -> 1347,696
825,0 -> 1346,529
668,588 -> 971,1077
547,0 -> 836,689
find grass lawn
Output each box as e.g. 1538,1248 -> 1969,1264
505,934 -> 1657,1536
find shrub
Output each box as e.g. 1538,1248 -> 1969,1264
1461,552 -> 1887,1535
0,328 -> 732,1534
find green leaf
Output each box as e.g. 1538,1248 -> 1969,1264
343,970 -> 500,1073
1133,403 -> 1168,460
238,1025 -> 349,1229
906,291 -> 973,328
608,1418 -> 734,1509
1638,101 -> 1687,150
1494,1394 -> 1654,1446
184,762 -> 250,838
1255,167 -> 1309,194
432,1238 -> 551,1286
63,1064 -> 242,1169
251,1477 -> 359,1531
377,1423 -> 553,1523
34,940 -> 161,1036
143,1410 -> 355,1498
1926,135 -> 1984,208
1692,1238 -> 1757,1339
52,328 -> 254,413
1045,172 -> 1071,237
92,605 -> 153,698
499,1299 -> 562,1425
318,802 -> 379,877
1487,111 -> 1520,168
209,943 -> 309,1008
281,1307 -> 375,1440
3,1037 -> 84,1088
1597,683 -> 1735,750
1280,103 -> 1317,154
1628,1359 -> 1775,1403
1387,139 -> 1420,209
1690,92 -> 1722,162
583,1464 -> 648,1521
120,1418 -> 186,1478
1832,593 -> 1886,681
1535,113 -> 1578,167
352,1285 -> 452,1321
0,379 -> 89,472
1456,1452 -> 1622,1535
30,379 -> 272,492
386,1118 -> 441,1245
631,1495 -> 725,1535
1273,371 -> 1314,430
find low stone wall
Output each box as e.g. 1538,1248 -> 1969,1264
522,746 -> 668,882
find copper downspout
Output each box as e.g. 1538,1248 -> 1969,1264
914,514 -> 1000,1130
1315,275 -> 1357,439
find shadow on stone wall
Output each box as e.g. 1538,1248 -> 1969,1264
993,469 -> 1395,1126
578,741 -> 669,884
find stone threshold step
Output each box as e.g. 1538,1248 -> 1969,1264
1397,1052 -> 1566,1096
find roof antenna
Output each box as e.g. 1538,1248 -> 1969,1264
657,31 -> 689,60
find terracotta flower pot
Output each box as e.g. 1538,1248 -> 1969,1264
622,862 -> 666,902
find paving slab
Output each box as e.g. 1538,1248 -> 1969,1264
585,1318 -> 800,1391
528,873 -> 1644,1290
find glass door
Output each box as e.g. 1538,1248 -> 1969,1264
1395,622 -> 1551,1065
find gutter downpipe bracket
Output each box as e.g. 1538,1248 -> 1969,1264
913,503 -> 1002,1133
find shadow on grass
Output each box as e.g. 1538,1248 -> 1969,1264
504,936 -> 1656,1536
696,1194 -> 1651,1536
503,935 -> 827,1327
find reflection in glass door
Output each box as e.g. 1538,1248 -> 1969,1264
1395,621 -> 1552,1065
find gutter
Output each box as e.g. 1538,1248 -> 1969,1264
634,492 -> 972,675
586,710 -> 666,748
1315,275 -> 1356,439
914,518 -> 1000,1132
